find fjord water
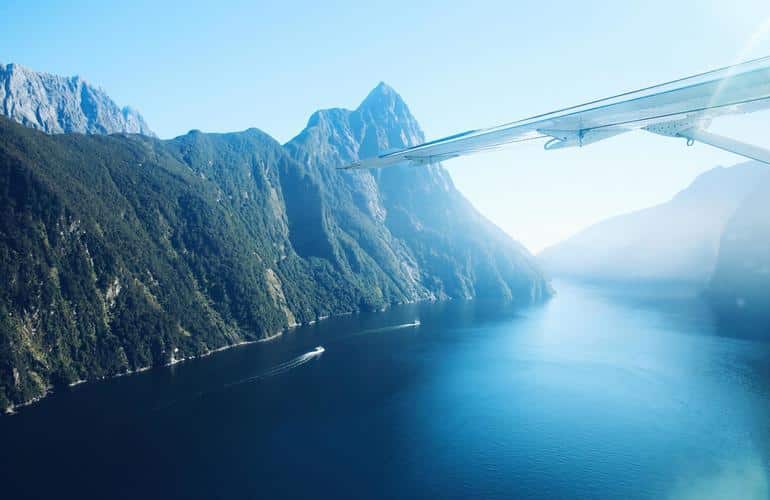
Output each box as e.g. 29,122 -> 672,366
2,281 -> 769,499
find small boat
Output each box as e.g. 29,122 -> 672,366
313,346 -> 325,354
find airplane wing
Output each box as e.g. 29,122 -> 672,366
343,56 -> 770,169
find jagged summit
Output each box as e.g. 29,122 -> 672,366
286,82 -> 425,166
286,80 -> 548,303
0,73 -> 550,411
0,62 -> 154,136
356,82 -> 422,145
298,83 -> 415,136
358,81 -> 402,108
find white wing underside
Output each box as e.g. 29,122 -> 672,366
344,56 -> 770,169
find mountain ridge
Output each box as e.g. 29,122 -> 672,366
707,173 -> 770,329
0,76 -> 550,412
285,82 -> 546,301
0,62 -> 154,136
538,162 -> 770,285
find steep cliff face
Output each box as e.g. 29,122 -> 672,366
163,126 -> 427,319
0,118 -> 292,410
0,81 -> 550,412
286,83 -> 550,301
0,63 -> 153,136
707,174 -> 770,328
538,163 -> 770,285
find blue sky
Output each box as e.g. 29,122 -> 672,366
3,0 -> 770,251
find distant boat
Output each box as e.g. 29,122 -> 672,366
313,346 -> 325,354
410,320 -> 421,327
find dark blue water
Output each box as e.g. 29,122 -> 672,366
2,281 -> 769,499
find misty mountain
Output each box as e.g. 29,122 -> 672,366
284,83 -> 548,301
537,163 -> 770,285
707,174 -> 770,328
0,80 -> 549,412
0,63 -> 153,136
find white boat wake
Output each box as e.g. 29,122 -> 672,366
225,346 -> 325,388
344,320 -> 420,340
151,347 -> 324,413
151,321 -> 418,413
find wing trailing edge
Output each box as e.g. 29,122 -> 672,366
343,55 -> 770,169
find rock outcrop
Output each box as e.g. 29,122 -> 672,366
0,79 -> 549,411
0,63 -> 153,136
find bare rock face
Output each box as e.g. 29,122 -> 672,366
285,82 -> 550,302
0,63 -> 153,136
0,79 -> 551,410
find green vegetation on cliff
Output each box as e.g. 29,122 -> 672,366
0,84 -> 550,410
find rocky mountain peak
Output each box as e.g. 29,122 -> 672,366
358,81 -> 401,109
0,76 -> 550,410
356,82 -> 423,149
0,62 -> 154,136
288,82 -> 424,166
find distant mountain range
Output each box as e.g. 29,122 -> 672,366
538,163 -> 770,285
0,63 -> 153,136
0,67 -> 550,412
707,173 -> 770,327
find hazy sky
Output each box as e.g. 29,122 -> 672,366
3,0 -> 770,251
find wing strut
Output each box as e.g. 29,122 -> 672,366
678,128 -> 770,165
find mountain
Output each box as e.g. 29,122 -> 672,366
537,163 -> 770,285
284,82 -> 548,301
0,82 -> 549,412
707,174 -> 770,329
0,63 -> 153,136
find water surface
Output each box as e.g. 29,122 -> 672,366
2,281 -> 769,499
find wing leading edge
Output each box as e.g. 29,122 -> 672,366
343,56 -> 770,169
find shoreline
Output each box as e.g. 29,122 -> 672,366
2,291 -> 510,416
2,323 -> 295,416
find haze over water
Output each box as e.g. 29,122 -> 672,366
2,281 -> 768,499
